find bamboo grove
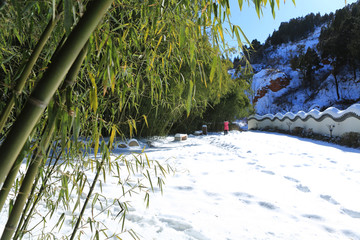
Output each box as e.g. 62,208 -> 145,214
0,0 -> 289,239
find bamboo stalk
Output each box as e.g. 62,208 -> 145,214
14,142 -> 63,240
0,33 -> 73,217
0,10 -> 86,217
11,109 -> 59,239
13,42 -> 89,239
0,1 -> 62,135
0,1 -> 114,239
0,139 -> 31,212
0,0 -> 114,186
0,120 -> 56,240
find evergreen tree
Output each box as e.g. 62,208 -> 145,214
318,0 -> 360,98
301,47 -> 320,88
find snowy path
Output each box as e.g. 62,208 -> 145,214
123,131 -> 360,240
1,131 -> 360,239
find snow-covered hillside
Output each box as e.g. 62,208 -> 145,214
249,26 -> 360,115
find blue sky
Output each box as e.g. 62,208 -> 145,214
226,0 -> 358,48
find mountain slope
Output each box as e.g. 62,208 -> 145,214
250,25 -> 360,115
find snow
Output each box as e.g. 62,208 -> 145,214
265,27 -> 322,68
2,131 -> 360,239
250,25 -> 360,115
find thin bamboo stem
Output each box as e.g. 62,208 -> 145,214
0,0 -> 114,187
69,156 -> 107,240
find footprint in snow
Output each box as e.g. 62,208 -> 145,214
320,194 -> 339,205
323,226 -> 335,233
342,208 -> 360,219
159,217 -> 192,231
342,230 -> 360,240
261,170 -> 275,175
302,214 -> 324,221
174,186 -> 193,191
233,192 -> 253,204
296,184 -> 310,193
258,201 -> 277,210
204,191 -> 220,197
284,176 -> 300,183
233,192 -> 254,198
159,216 -> 212,240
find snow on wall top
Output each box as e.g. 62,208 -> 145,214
250,104 -> 360,121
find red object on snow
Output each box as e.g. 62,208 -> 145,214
224,121 -> 229,131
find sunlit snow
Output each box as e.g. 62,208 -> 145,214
2,131 -> 359,239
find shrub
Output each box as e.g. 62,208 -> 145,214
340,132 -> 360,148
292,127 -> 304,136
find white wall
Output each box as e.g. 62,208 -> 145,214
248,104 -> 360,137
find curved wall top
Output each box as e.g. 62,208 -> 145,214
249,104 -> 360,122
248,104 -> 360,137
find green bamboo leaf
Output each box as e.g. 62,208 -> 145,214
144,192 -> 150,208
213,3 -> 218,19
73,108 -> 80,144
186,80 -> 193,117
146,170 -> 153,192
62,175 -> 69,201
190,41 -> 196,63
145,154 -> 150,168
89,73 -> 98,113
209,56 -> 218,83
128,121 -> 133,138
121,210 -> 126,232
179,25 -> 185,48
276,0 -> 280,8
270,0 -> 276,18
109,125 -> 117,149
94,127 -> 99,159
236,25 -> 251,46
92,193 -> 99,208
61,113 -> 68,151
233,26 -> 243,50
142,115 -> 148,128
132,119 -> 137,134
158,177 -> 164,194
255,0 -> 261,18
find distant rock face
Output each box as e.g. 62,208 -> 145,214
253,70 -> 291,104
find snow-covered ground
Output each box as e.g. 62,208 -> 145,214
2,131 -> 359,239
